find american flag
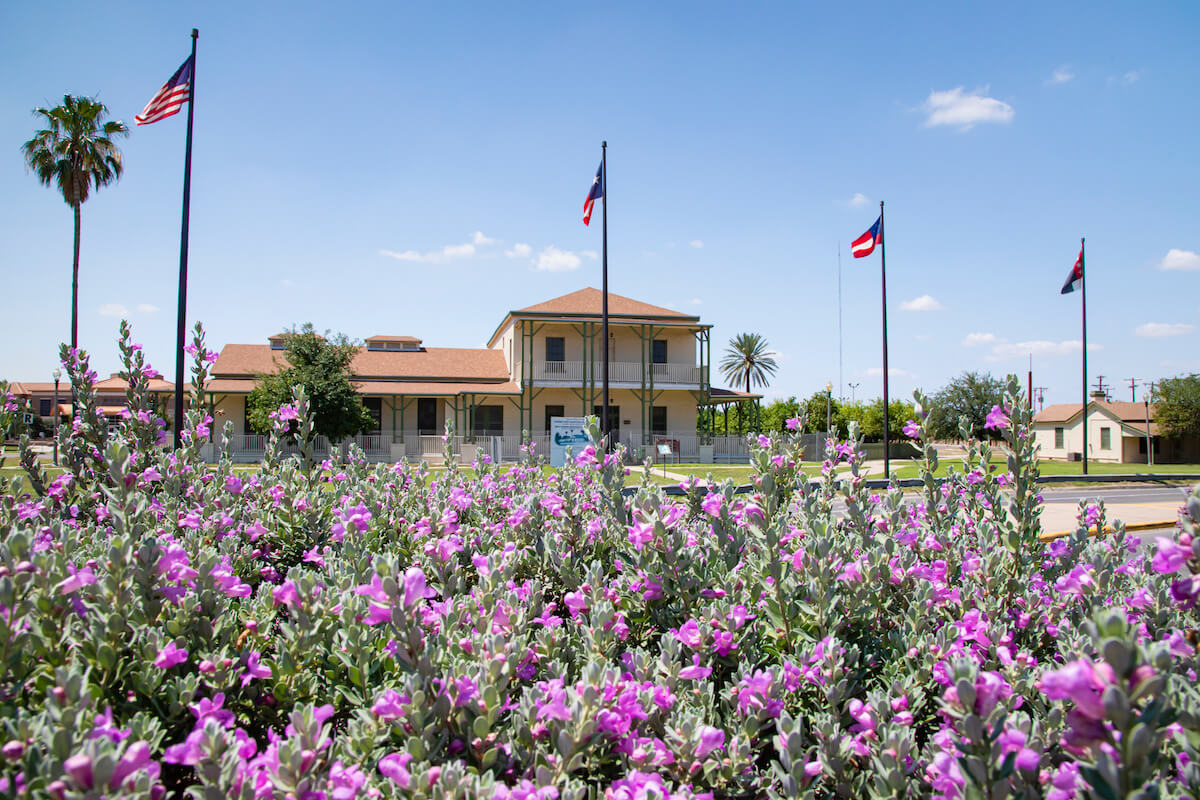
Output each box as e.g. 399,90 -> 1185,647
135,56 -> 193,125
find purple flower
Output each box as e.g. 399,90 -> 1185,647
902,419 -> 921,438
679,655 -> 712,680
54,564 -> 97,595
785,417 -> 801,431
695,726 -> 725,758
627,521 -> 655,551
240,651 -> 272,687
675,619 -> 703,649
154,641 -> 188,669
272,580 -> 300,609
1152,536 -> 1189,574
403,566 -> 435,608
1038,659 -> 1108,720
378,753 -> 412,788
984,404 -> 1010,431
63,753 -> 93,789
701,493 -> 723,516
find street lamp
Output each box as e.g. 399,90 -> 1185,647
825,382 -> 833,434
52,368 -> 61,467
847,382 -> 859,404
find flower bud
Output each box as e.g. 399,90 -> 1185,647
2,740 -> 23,760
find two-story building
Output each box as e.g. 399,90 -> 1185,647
204,288 -> 759,462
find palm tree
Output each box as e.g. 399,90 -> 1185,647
719,332 -> 779,394
719,333 -> 778,434
22,95 -> 129,350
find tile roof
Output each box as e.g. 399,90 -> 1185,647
211,344 -> 510,382
10,378 -> 186,395
515,288 -> 697,320
204,377 -> 520,396
1033,400 -> 1156,425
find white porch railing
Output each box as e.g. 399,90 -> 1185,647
521,360 -> 702,385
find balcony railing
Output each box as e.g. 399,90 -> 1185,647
517,360 -> 702,385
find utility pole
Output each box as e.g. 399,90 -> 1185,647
1033,386 -> 1048,413
1093,375 -> 1109,400
848,382 -> 859,404
1126,378 -> 1138,402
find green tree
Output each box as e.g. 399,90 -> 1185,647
719,333 -> 778,395
22,96 -> 129,350
1154,374 -> 1200,438
926,371 -> 1006,440
246,325 -> 373,443
758,396 -> 802,433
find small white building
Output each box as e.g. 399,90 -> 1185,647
1032,397 -> 1194,464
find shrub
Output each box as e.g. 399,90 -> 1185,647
0,327 -> 1197,799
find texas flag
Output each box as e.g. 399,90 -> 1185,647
851,216 -> 882,258
583,161 -> 604,226
1060,248 -> 1084,294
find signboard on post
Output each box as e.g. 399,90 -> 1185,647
549,417 -> 589,467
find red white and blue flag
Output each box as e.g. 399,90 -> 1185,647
583,161 -> 604,226
851,216 -> 882,258
1060,248 -> 1084,294
135,56 -> 193,125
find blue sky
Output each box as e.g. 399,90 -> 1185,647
2,2 -> 1197,408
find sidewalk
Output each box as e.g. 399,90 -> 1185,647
1039,499 -> 1181,540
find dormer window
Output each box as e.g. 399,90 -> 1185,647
366,336 -> 423,352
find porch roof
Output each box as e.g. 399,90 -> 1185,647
203,378 -> 521,396
702,387 -> 762,405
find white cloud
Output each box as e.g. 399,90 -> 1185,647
99,303 -> 128,317
280,279 -> 293,288
865,367 -> 911,377
581,250 -> 599,260
849,193 -> 870,208
1135,322 -> 1195,338
136,303 -> 159,313
505,242 -> 532,259
471,231 -> 495,246
962,332 -> 999,347
921,86 -> 1014,130
379,241 -> 476,264
1048,66 -> 1074,85
1160,248 -> 1200,271
686,297 -> 703,305
688,239 -> 704,249
990,339 -> 1095,360
534,246 -> 583,272
900,294 -> 944,311
1119,70 -> 1140,85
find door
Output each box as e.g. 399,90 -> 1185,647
417,398 -> 437,435
594,405 -> 621,439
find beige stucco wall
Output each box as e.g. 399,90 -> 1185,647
1033,407 -> 1142,463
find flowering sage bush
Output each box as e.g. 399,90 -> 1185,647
1,329 -> 1198,799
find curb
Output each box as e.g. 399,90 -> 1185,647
1040,519 -> 1177,541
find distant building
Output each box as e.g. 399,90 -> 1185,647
204,288 -> 760,462
10,375 -> 186,427
1032,397 -> 1197,464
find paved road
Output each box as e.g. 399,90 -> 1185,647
1038,484 -> 1194,506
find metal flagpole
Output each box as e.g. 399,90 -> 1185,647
837,242 -> 843,401
601,141 -> 610,447
879,200 -> 890,478
1080,236 -> 1087,475
173,28 -> 198,450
